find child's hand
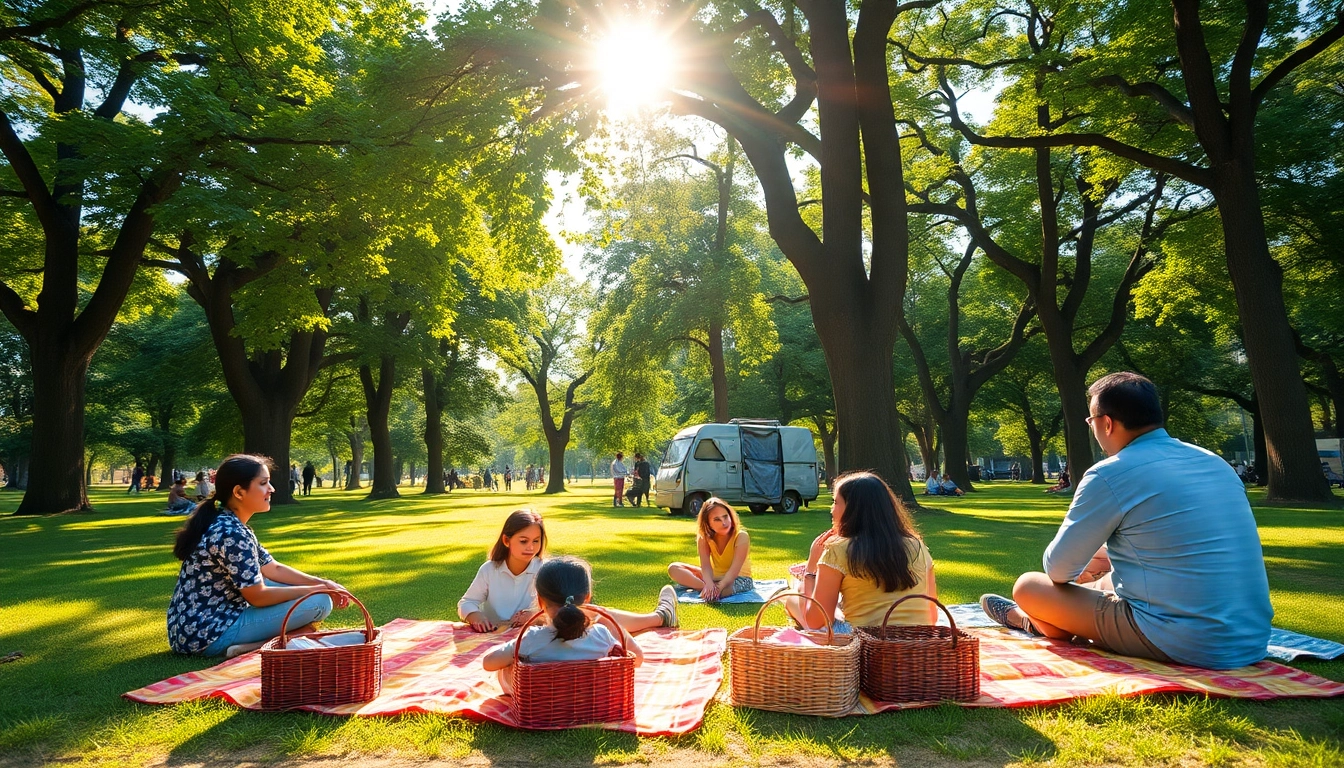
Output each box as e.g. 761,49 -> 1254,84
510,610 -> 534,627
700,583 -> 719,602
466,612 -> 496,632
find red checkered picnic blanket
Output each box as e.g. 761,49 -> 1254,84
856,627 -> 1344,713
125,619 -> 726,736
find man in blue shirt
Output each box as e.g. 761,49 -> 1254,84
981,372 -> 1272,669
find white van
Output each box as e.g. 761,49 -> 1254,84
654,420 -> 821,516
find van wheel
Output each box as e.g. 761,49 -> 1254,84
748,504 -> 769,515
775,491 -> 802,515
682,493 -> 707,517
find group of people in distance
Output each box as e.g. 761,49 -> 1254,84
923,472 -> 965,497
165,372 -> 1273,678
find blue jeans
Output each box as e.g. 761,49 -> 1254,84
203,580 -> 334,656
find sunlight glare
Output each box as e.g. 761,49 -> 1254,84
594,24 -> 677,115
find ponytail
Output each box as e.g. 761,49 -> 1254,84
535,556 -> 593,641
551,596 -> 589,642
173,498 -> 222,561
173,454 -> 271,561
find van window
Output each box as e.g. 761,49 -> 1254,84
663,437 -> 692,466
693,439 -> 726,461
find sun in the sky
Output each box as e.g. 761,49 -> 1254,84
591,22 -> 678,115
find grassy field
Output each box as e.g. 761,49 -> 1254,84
1,481 -> 1341,767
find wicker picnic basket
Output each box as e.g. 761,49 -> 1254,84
857,594 -> 979,703
259,590 -> 383,710
509,605 -> 637,728
727,593 -> 861,717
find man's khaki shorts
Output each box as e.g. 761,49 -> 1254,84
1089,591 -> 1173,662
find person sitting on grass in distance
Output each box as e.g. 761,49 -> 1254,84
167,455 -> 351,658
980,372 -> 1273,670
939,473 -> 966,497
194,469 -> 212,501
923,473 -> 942,495
460,510 -> 680,634
667,498 -> 753,602
1045,467 -> 1071,494
459,509 -> 547,632
787,471 -> 938,631
164,477 -> 193,515
483,556 -> 644,695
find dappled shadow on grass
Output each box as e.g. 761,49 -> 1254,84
3,483 -> 1344,765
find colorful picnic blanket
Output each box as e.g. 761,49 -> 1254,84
125,619 -> 726,736
938,603 -> 1344,662
853,626 -> 1344,714
675,579 -> 789,604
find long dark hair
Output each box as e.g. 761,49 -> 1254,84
535,556 -> 592,641
489,509 -> 547,563
833,471 -> 922,592
173,454 -> 271,561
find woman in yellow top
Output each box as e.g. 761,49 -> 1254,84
788,472 -> 938,629
667,497 -> 753,602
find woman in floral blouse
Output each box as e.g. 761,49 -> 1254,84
167,454 -> 350,657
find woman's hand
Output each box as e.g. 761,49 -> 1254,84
319,580 -> 351,609
807,529 -> 834,569
466,611 -> 496,632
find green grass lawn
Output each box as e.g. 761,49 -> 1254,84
1,482 -> 1341,767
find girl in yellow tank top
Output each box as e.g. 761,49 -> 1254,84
667,497 -> 753,602
787,471 -> 938,629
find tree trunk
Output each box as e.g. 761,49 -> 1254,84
1216,178 -> 1333,502
360,356 -> 399,500
1042,354 -> 1093,482
812,414 -> 838,488
812,306 -> 915,503
545,430 -> 568,494
708,318 -> 730,423
15,349 -> 91,514
155,404 -> 176,490
146,453 -> 161,487
422,364 -> 447,494
239,397 -> 298,498
1252,407 -> 1268,487
345,418 -> 365,490
940,403 -> 974,491
330,446 -> 340,488
1318,354 -> 1344,440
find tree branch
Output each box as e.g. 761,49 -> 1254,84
1090,75 -> 1196,128
0,110 -> 56,230
1252,12 -> 1344,106
937,69 -> 1212,186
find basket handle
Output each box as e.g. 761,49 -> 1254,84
511,604 -> 627,666
276,589 -> 373,647
877,594 -> 957,646
752,591 -> 835,646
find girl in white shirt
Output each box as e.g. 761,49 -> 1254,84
459,510 -> 547,632
483,556 -> 643,693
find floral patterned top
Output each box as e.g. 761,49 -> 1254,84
166,509 -> 272,653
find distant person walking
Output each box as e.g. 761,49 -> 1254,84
483,468 -> 494,491
288,463 -> 300,494
611,452 -> 628,508
301,462 -> 315,496
129,462 -> 144,494
504,466 -> 513,491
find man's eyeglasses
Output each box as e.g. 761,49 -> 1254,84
1085,413 -> 1108,426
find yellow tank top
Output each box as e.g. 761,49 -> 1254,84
708,529 -> 752,580
818,536 -> 933,627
